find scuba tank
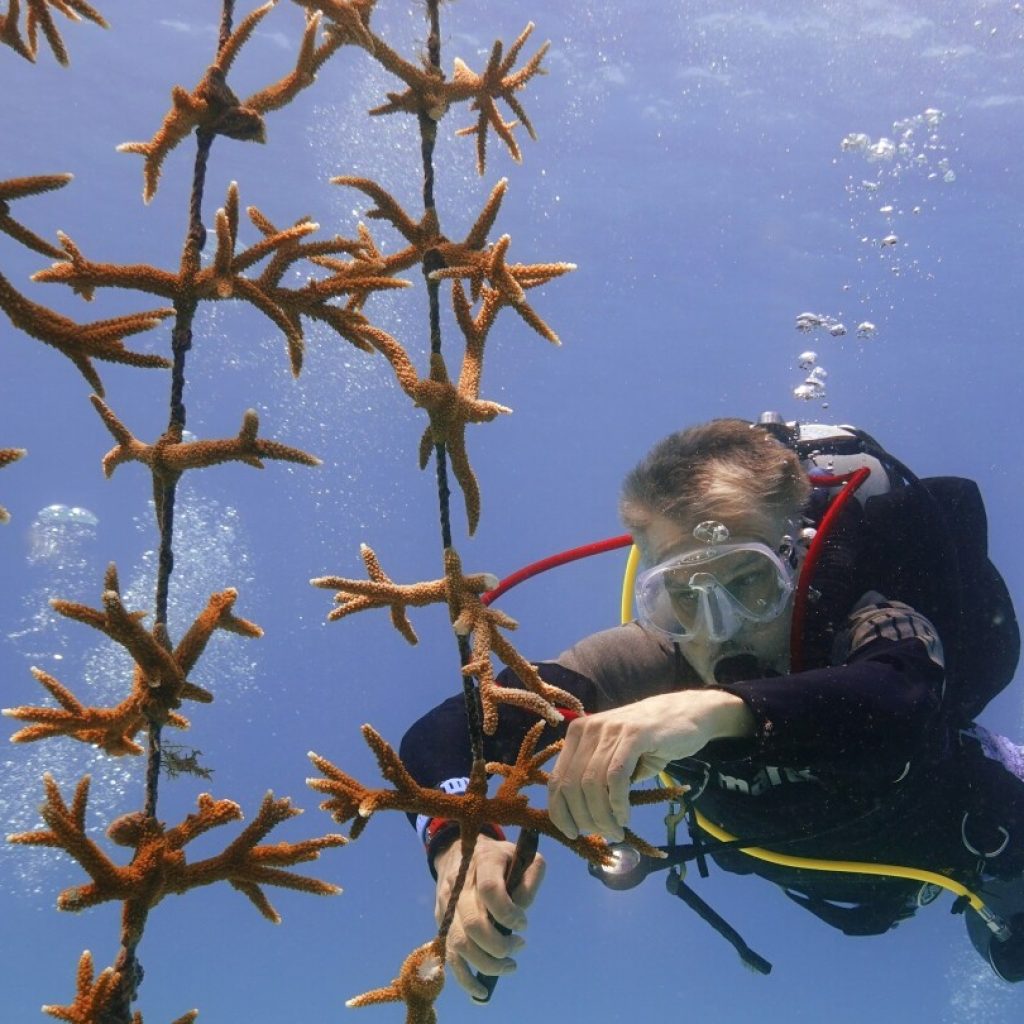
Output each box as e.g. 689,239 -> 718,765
755,412 -> 1020,722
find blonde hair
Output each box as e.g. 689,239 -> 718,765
620,419 -> 810,542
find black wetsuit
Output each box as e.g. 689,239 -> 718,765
400,592 -> 1024,971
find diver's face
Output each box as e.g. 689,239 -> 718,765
637,512 -> 794,685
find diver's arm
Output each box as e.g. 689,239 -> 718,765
719,597 -> 946,771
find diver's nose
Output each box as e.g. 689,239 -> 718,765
682,636 -> 721,687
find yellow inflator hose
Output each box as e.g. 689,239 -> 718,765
620,543 -> 1006,932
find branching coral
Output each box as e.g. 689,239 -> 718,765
0,446 -> 25,523
0,271 -> 172,396
346,938 -> 446,1024
329,175 -> 572,527
448,23 -> 549,175
4,565 -> 263,753
8,774 -> 345,944
368,20 -> 548,176
90,396 -> 320,524
43,950 -> 197,1024
313,545 -> 583,728
308,720 -> 673,862
117,1 -> 369,202
0,173 -> 73,258
6,3 -> 579,1019
0,0 -> 107,67
32,181 -> 406,376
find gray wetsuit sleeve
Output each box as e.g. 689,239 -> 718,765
551,620 -> 691,711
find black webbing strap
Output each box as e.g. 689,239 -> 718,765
666,869 -> 772,975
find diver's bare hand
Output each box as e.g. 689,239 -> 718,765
547,689 -> 754,842
433,834 -> 546,1000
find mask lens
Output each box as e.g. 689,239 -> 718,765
636,542 -> 793,642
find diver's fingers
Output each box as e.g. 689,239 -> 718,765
475,862 -> 528,935
509,851 -> 546,909
452,915 -> 521,975
449,953 -> 488,1000
579,731 -> 627,841
605,734 -> 642,832
549,720 -> 603,838
632,751 -> 670,782
448,950 -> 491,1001
548,722 -> 586,838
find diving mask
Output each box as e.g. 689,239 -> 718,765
635,522 -> 795,644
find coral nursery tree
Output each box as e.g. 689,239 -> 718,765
1,3 -> 676,1021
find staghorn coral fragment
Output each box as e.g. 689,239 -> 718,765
440,547 -> 583,732
290,0 -> 376,52
366,319 -> 511,534
346,938 -> 445,1024
119,1 -> 366,202
0,172 -> 73,258
312,546 -> 581,729
449,23 -> 549,175
311,543 -> 495,643
90,398 -> 321,510
8,776 -> 345,945
0,271 -> 171,395
33,183 -> 406,377
0,0 -> 107,66
6,566 -> 264,752
308,724 -> 672,863
41,949 -> 199,1024
117,1 -> 276,202
0,446 -> 26,523
431,232 -> 575,344
413,351 -> 510,535
5,665 -> 153,755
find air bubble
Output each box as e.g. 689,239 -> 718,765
857,322 -> 877,338
794,379 -> 827,402
693,521 -> 730,545
828,323 -> 847,337
795,312 -> 825,332
798,351 -> 817,369
881,234 -> 899,247
867,138 -> 896,162
841,132 -> 871,152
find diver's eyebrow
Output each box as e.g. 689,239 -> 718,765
724,553 -> 763,574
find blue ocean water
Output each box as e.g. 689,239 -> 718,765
1,1 -> 1023,1021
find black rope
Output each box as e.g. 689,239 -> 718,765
106,7 -> 237,1023
418,0 -> 486,764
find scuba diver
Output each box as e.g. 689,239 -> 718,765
399,415 -> 1024,999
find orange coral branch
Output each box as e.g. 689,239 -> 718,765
312,546 -> 584,728
308,723 -> 671,862
366,21 -> 549,174
8,776 -> 345,945
0,446 -> 26,523
117,2 -> 275,202
90,397 -> 321,516
1,0 -> 107,66
0,271 -> 171,396
32,182 -> 406,376
449,23 -> 549,175
431,232 -> 575,344
0,173 -> 73,258
5,566 -> 263,753
346,938 -> 446,1024
42,950 -> 198,1024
